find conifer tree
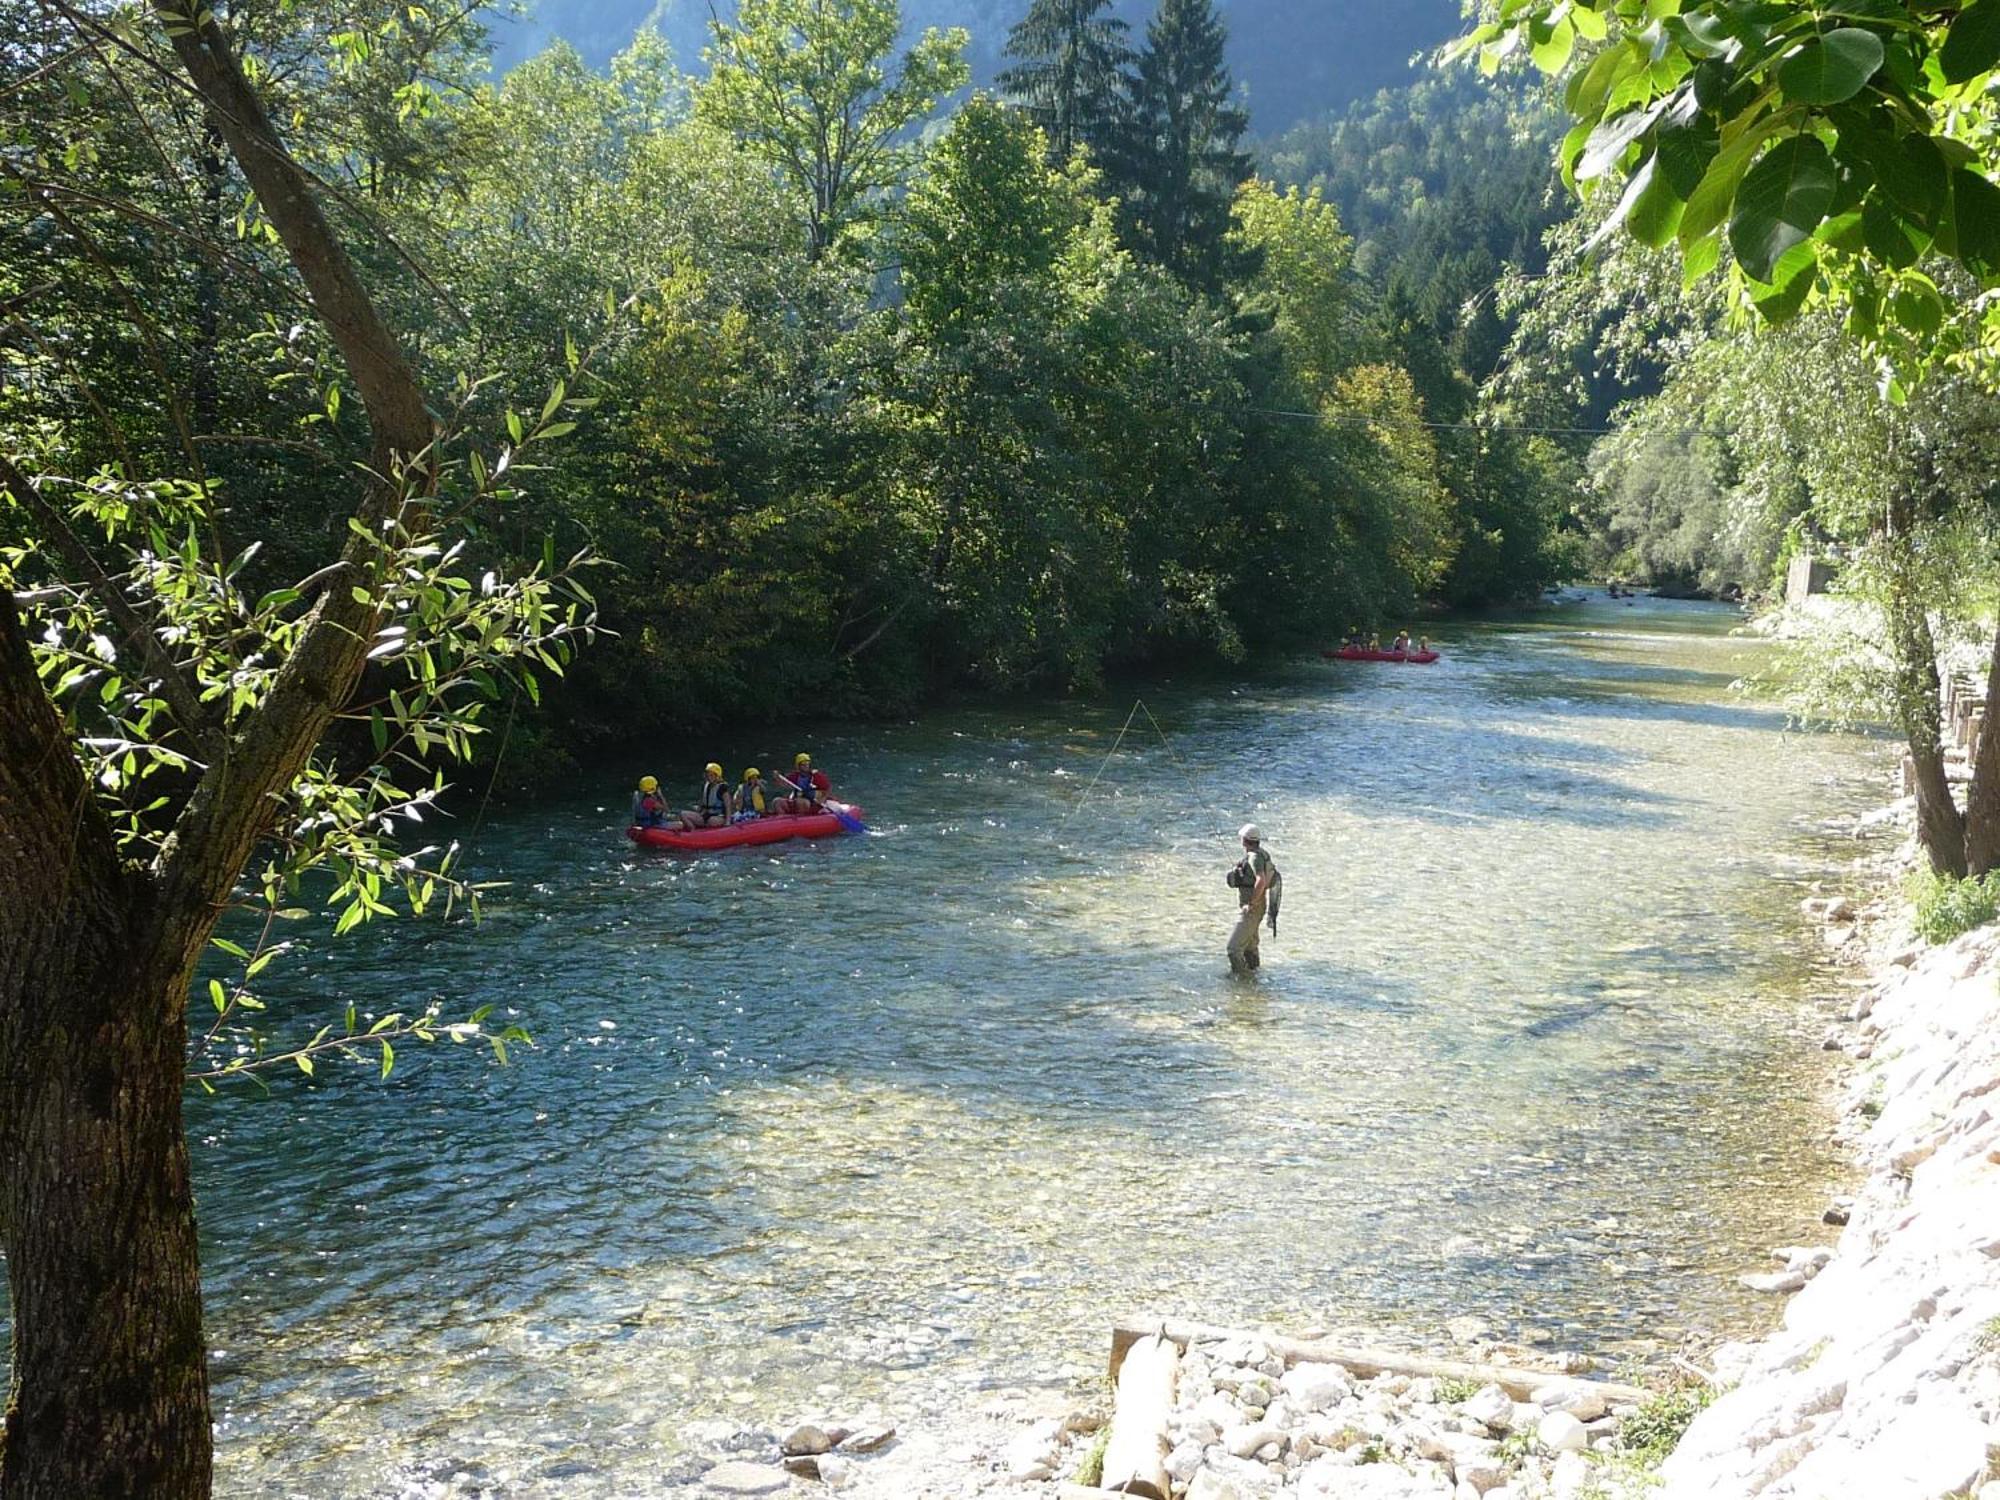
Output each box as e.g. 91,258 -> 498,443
1109,0 -> 1253,294
996,0 -> 1130,165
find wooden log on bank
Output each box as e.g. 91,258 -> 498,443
1099,1331 -> 1178,1499
1109,1316 -> 1650,1407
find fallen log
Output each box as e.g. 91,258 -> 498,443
1109,1316 -> 1650,1407
1099,1331 -> 1178,1499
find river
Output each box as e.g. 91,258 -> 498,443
4,597 -> 1888,1495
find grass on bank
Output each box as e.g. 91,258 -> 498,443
1909,869 -> 2000,945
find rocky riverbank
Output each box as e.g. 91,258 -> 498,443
1647,803 -> 2000,1499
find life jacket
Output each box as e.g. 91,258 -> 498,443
635,792 -> 669,827
699,779 -> 729,817
789,768 -> 824,804
735,781 -> 765,817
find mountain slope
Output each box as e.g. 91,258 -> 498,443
489,0 -> 1463,134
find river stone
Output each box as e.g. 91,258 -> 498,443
816,1454 -> 853,1490
1187,1455 -> 1282,1499
781,1423 -> 834,1456
1535,1385 -> 1607,1422
1536,1410 -> 1588,1454
702,1461 -> 790,1495
1279,1363 -> 1352,1412
837,1422 -> 895,1453
1459,1384 -> 1513,1430
1224,1421 -> 1287,1459
1739,1268 -> 1808,1294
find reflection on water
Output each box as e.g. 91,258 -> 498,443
2,599 -> 1886,1496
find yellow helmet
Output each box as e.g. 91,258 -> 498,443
744,767 -> 761,780
705,762 -> 723,777
638,775 -> 659,792
794,752 -> 811,766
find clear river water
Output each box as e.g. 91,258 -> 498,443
3,597 -> 1889,1496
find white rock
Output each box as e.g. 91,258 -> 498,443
816,1454 -> 853,1489
1536,1385 -> 1608,1422
1536,1410 -> 1588,1454
836,1422 -> 895,1453
1460,1384 -> 1514,1431
1186,1454 -> 1282,1500
1738,1269 -> 1808,1294
701,1462 -> 791,1496
1167,1439 -> 1206,1484
1280,1363 -> 1354,1412
1224,1422 -> 1286,1460
1549,1451 -> 1592,1500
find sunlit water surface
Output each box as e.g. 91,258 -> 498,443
3,599 -> 1888,1495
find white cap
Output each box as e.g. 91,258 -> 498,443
1239,823 -> 1262,843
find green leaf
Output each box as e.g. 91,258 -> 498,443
1577,100 -> 1665,182
1729,135 -> 1838,284
1749,242 -> 1817,323
209,978 -> 228,1013
1949,167 -> 2000,278
1680,117 -> 1777,247
1861,198 -> 1931,268
1775,28 -> 1884,105
296,1054 -> 315,1077
380,1039 -> 395,1080
1942,0 -> 2000,83
1531,16 -> 1575,74
211,937 -> 249,959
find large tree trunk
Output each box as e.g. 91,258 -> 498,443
1888,582 -> 1966,878
0,594 -> 214,1499
0,9 -> 441,1497
1961,621 -> 2000,876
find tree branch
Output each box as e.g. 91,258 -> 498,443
0,454 -> 224,761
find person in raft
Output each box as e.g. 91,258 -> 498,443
773,751 -> 830,815
631,775 -> 671,828
1391,629 -> 1411,653
678,762 -> 734,830
1225,823 -> 1281,975
733,767 -> 767,822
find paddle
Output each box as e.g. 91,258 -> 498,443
776,774 -> 868,834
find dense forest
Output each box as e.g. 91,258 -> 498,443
6,0 -> 1579,780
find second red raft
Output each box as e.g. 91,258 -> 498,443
627,802 -> 864,853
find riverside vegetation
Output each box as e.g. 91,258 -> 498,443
10,0 -> 2000,1497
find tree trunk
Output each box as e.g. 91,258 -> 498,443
0,593 -> 214,1500
1961,620 -> 2000,877
1888,587 -> 1966,877
0,11 -> 442,1496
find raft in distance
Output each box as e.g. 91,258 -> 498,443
627,802 -> 866,852
1323,647 -> 1440,664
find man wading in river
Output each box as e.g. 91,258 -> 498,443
1227,823 -> 1281,974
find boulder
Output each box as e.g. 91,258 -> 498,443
1534,1385 -> 1607,1423
1280,1363 -> 1353,1412
1536,1410 -> 1588,1454
1460,1384 -> 1513,1431
1224,1422 -> 1287,1460
816,1454 -> 853,1490
781,1424 -> 836,1457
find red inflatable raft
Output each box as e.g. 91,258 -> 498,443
626,802 -> 864,853
1323,647 -> 1440,664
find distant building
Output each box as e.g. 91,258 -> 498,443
1786,553 -> 1838,606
